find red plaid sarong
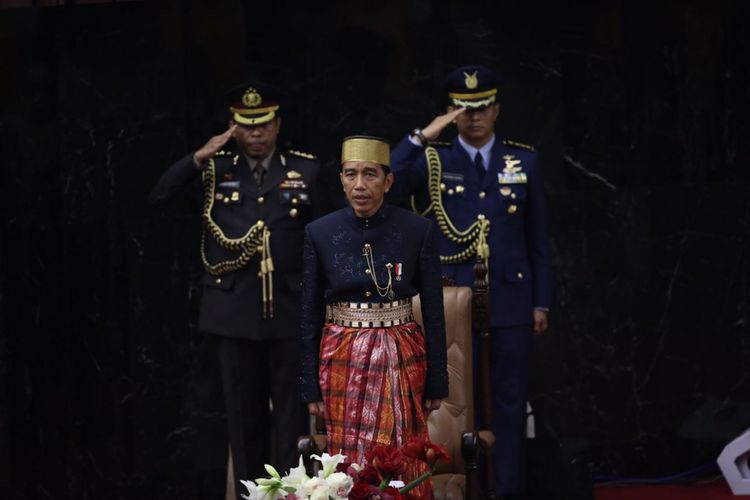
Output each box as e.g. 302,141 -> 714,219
319,321 -> 431,497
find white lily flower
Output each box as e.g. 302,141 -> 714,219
301,476 -> 327,496
255,476 -> 288,499
310,486 -> 329,500
281,455 -> 310,490
240,480 -> 260,500
326,471 -> 354,499
310,451 -> 347,478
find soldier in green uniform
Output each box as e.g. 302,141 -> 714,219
150,82 -> 325,498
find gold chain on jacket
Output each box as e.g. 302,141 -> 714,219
362,243 -> 395,300
200,158 -> 275,318
410,146 -> 490,265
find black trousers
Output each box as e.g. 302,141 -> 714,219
215,336 -> 303,498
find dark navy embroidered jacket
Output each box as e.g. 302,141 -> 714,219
300,203 -> 449,403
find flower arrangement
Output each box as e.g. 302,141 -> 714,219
240,435 -> 450,500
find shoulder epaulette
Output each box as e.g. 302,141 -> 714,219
288,149 -> 317,160
427,140 -> 452,148
214,150 -> 233,157
503,139 -> 536,152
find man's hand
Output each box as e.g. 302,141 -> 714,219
533,309 -> 549,335
424,399 -> 442,414
421,108 -> 466,142
194,124 -> 237,164
307,401 -> 325,418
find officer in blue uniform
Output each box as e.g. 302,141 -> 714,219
389,65 -> 551,500
150,82 -> 325,498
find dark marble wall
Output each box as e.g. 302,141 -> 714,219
0,1 -> 748,498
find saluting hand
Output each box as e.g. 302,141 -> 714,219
421,108 -> 466,142
194,123 -> 238,165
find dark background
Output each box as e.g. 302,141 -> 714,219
1,1 -> 749,499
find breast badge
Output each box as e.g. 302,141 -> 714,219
497,155 -> 527,184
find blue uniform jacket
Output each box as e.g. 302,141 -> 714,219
389,136 -> 551,328
300,203 -> 449,403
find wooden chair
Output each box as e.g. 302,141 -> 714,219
297,261 -> 495,499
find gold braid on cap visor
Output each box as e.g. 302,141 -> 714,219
341,138 -> 390,167
448,88 -> 497,108
230,105 -> 279,126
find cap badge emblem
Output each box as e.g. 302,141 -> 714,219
286,170 -> 302,179
242,88 -> 262,107
464,71 -> 478,89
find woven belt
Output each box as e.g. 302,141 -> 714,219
329,298 -> 414,328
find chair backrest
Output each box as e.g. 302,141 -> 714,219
412,286 -> 474,474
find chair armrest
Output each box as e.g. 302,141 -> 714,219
461,431 -> 479,500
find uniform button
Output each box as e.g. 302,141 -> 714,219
456,185 -> 465,193
365,291 -> 372,298
500,187 -> 511,196
517,272 -> 524,279
215,277 -> 222,285
223,197 -> 230,204
507,204 -> 517,214
289,208 -> 298,218
447,188 -> 455,195
257,196 -> 265,204
511,193 -> 517,199
291,198 -> 299,205
215,192 -> 224,200
440,183 -> 447,192
478,192 -> 486,199
365,269 -> 371,274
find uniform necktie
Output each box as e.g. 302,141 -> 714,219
253,164 -> 265,186
474,152 -> 486,181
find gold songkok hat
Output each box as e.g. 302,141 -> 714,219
341,136 -> 390,167
224,81 -> 281,126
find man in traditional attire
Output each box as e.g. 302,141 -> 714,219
300,136 -> 449,493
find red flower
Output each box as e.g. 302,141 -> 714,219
358,464 -> 381,484
365,445 -> 405,479
349,480 -> 382,500
400,435 -> 451,468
